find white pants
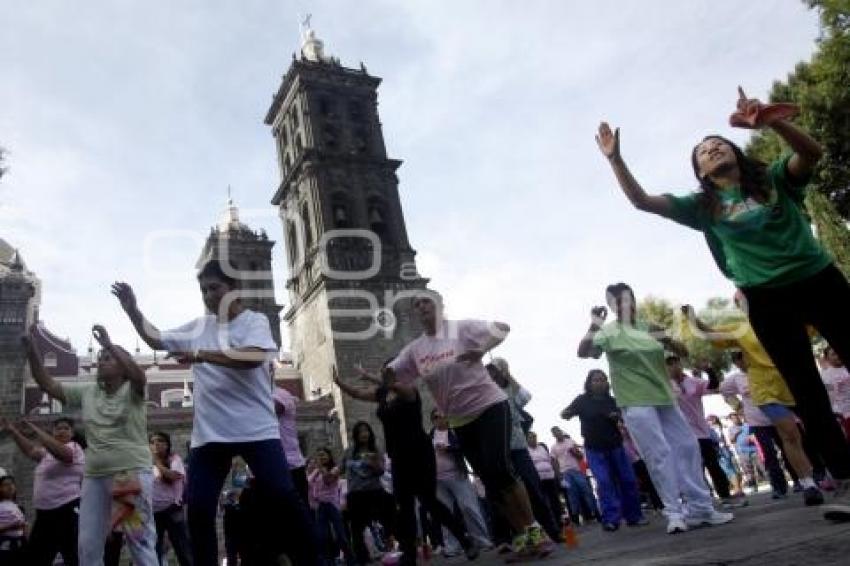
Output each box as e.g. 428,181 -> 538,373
622,405 -> 714,519
79,469 -> 158,566
436,477 -> 492,550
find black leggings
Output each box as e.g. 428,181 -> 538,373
741,264 -> 850,479
393,450 -> 470,564
454,401 -> 519,497
26,499 -> 79,566
346,488 -> 396,564
698,438 -> 731,499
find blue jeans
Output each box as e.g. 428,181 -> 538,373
186,440 -> 318,566
561,469 -> 599,521
585,446 -> 643,526
315,503 -> 355,566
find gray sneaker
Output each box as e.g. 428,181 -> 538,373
822,479 -> 850,521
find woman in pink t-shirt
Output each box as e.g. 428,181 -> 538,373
1,416 -> 84,566
386,292 -> 553,559
150,431 -> 192,566
308,448 -> 355,566
526,432 -> 564,529
0,475 -> 27,566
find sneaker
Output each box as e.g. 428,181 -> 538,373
771,491 -> 788,500
792,482 -> 804,493
803,486 -> 825,506
823,504 -> 850,522
720,497 -> 749,509
685,510 -> 734,528
626,516 -> 650,527
525,525 -> 554,557
666,516 -> 688,534
496,542 -> 513,555
460,535 -> 480,561
601,522 -> 619,532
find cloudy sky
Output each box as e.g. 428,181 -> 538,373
1,1 -> 820,439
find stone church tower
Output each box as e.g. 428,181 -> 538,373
197,197 -> 284,347
264,24 -> 429,444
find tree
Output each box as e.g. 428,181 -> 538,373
637,296 -> 734,371
746,1 -> 850,277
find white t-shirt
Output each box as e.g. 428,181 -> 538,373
718,372 -> 772,427
388,319 -> 507,419
821,366 -> 850,417
161,309 -> 280,447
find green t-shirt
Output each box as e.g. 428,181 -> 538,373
592,322 -> 675,408
62,381 -> 151,477
663,154 -> 832,288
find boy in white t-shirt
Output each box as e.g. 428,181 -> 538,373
113,260 -> 318,566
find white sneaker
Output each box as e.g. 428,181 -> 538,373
666,516 -> 688,534
686,510 -> 734,528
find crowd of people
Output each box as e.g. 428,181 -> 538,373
1,87 -> 850,565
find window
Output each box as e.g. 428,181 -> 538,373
44,351 -> 58,368
301,202 -> 314,250
332,200 -> 350,229
286,221 -> 297,266
295,134 -> 304,155
368,201 -> 389,241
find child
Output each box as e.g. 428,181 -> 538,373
0,475 -> 27,565
309,448 -> 355,566
25,324 -> 158,566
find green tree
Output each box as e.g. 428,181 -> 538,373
746,1 -> 850,276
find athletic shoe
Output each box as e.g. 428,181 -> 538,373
822,479 -> 850,521
626,517 -> 650,527
525,524 -> 554,557
771,491 -> 788,500
792,482 -> 804,493
666,517 -> 688,534
602,522 -> 619,531
803,486 -> 825,506
685,510 -> 734,528
496,543 -> 513,555
720,497 -> 749,509
460,535 -> 480,561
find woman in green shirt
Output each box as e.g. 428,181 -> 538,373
596,88 -> 850,510
578,283 -> 732,535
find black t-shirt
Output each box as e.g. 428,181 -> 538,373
375,386 -> 431,464
565,393 -> 622,450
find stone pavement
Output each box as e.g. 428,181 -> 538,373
432,493 -> 850,565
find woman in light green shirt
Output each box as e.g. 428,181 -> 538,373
25,324 -> 157,566
578,283 -> 732,534
595,88 -> 850,520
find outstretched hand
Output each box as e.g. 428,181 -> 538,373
596,122 -> 620,159
111,282 -> 137,313
92,325 -> 112,349
730,86 -> 798,129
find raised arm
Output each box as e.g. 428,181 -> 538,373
92,325 -> 146,397
456,321 -> 511,366
577,307 -> 607,359
19,419 -> 73,464
734,87 -> 822,180
333,367 -> 378,403
22,329 -> 65,403
596,122 -> 673,216
172,348 -> 269,371
112,282 -> 165,351
0,417 -> 43,461
649,323 -> 688,359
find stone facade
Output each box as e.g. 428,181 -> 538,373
264,32 -> 433,448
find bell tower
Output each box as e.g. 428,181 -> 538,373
264,21 -> 429,440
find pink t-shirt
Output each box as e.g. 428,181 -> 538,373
527,445 -> 555,480
152,454 -> 186,513
273,387 -> 306,469
389,320 -> 507,419
821,366 -> 850,417
0,500 -> 25,537
550,438 -> 581,472
718,372 -> 772,427
33,441 -> 85,510
308,468 -> 341,509
670,376 -> 713,439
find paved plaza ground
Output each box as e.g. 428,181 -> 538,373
433,492 -> 850,565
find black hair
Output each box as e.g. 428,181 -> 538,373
605,282 -> 635,309
0,475 -> 16,500
730,350 -> 745,362
149,431 -> 173,457
315,446 -> 336,469
691,135 -> 769,217
351,421 -> 377,453
53,417 -> 74,429
197,259 -> 240,288
584,369 -> 608,394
